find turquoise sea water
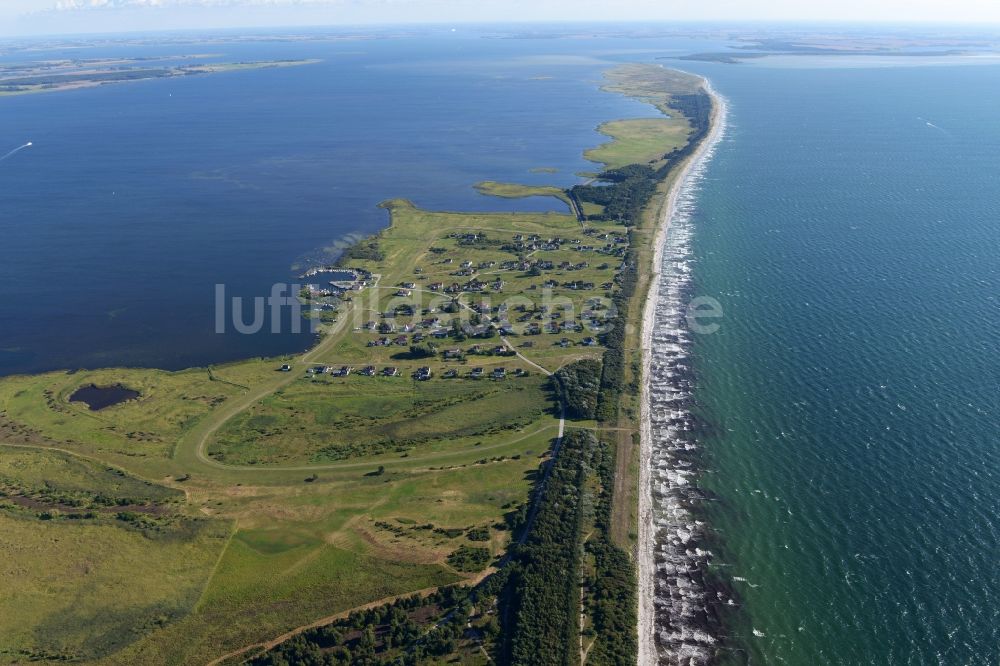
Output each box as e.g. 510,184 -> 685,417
678,62 -> 1000,663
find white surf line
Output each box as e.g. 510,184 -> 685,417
638,75 -> 729,666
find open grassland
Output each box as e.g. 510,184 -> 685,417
109,542 -> 456,665
473,180 -> 573,208
0,445 -> 179,504
0,446 -> 229,664
0,512 -> 229,664
601,62 -> 705,111
0,62 -> 703,664
106,445 -> 548,664
0,367 -> 245,463
209,374 -> 549,465
585,117 -> 691,170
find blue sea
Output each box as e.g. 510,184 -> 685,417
2,27 -> 999,665
651,58 -> 1000,664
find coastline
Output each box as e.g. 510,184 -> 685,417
637,75 -> 728,665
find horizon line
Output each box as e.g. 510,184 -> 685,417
4,18 -> 1000,41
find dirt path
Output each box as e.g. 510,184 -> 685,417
501,335 -> 552,376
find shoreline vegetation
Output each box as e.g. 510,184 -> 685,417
0,63 -> 717,665
0,58 -> 320,97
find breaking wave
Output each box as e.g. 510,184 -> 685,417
646,93 -> 729,665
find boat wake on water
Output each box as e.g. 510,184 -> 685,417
0,141 -> 33,163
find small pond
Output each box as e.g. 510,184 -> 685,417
69,384 -> 140,411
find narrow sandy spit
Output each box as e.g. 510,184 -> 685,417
637,76 -> 728,666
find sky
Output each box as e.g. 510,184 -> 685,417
3,0 -> 1000,37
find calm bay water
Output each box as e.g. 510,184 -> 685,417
0,31 -> 705,375
680,62 -> 1000,663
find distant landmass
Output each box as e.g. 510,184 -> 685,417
674,34 -> 991,63
0,56 -> 320,96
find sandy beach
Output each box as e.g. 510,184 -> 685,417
637,75 -> 728,665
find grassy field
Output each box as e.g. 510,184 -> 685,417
584,117 -> 691,170
0,446 -> 229,664
0,63 -> 704,664
0,366 -> 246,463
209,374 -> 550,465
474,180 -> 573,208
0,512 -> 228,663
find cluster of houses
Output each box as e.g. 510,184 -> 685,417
450,366 -> 524,380
540,278 -> 596,291
443,278 -> 505,294
300,363 -> 525,382
498,231 -> 628,258
289,363 -> 401,377
502,233 -> 565,254
419,365 -> 526,381
361,291 -> 612,347
441,344 -> 515,359
283,361 -> 526,382
304,365 -> 354,377
365,321 -> 514,346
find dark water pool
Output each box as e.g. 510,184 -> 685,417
69,384 -> 140,410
